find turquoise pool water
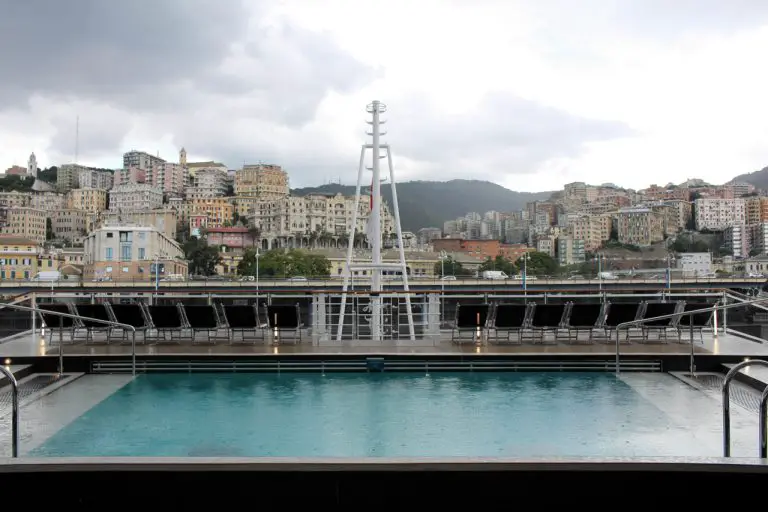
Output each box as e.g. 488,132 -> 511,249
31,372 -> 699,457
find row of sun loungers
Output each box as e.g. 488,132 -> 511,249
36,303 -> 303,345
451,301 -> 716,345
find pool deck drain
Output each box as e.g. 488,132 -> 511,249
672,372 -> 762,413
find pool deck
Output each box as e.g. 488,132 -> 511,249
0,328 -> 764,358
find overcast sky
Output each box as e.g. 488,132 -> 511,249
2,0 -> 768,192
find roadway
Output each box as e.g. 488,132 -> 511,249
2,277 -> 765,294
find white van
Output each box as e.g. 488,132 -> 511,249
30,271 -> 62,282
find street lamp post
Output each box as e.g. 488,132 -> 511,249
522,253 -> 531,295
439,250 -> 447,324
598,253 -> 603,292
255,248 -> 261,301
154,253 -> 160,292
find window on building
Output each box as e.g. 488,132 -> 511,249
121,245 -> 131,261
138,248 -> 146,260
106,247 -> 113,260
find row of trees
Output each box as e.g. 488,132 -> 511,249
434,251 -> 559,277
238,248 -> 331,278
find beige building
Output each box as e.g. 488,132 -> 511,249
83,225 -> 187,281
248,193 -> 394,250
185,168 -> 228,199
178,198 -> 234,229
50,210 -> 91,244
67,188 -> 108,213
617,208 -> 664,247
0,191 -> 31,208
569,214 -> 612,251
2,207 -> 46,243
109,183 -> 163,211
98,208 -> 178,240
235,164 -> 289,198
30,192 -> 66,212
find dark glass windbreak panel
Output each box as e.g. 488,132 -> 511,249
0,310 -> 31,339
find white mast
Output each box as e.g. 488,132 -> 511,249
336,101 -> 415,342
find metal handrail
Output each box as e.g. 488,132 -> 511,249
614,296 -> 768,374
0,303 -> 138,376
725,290 -> 768,314
722,360 -> 768,457
759,382 -> 768,458
0,366 -> 19,457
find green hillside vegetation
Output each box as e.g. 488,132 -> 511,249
292,179 -> 553,231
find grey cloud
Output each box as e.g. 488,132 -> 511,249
387,92 -> 632,179
197,24 -> 378,126
0,0 -> 251,108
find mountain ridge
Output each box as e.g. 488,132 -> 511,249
291,179 -> 553,231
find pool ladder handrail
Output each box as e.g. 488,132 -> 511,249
722,359 -> 768,458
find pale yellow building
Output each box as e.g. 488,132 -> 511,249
569,214 -> 612,251
67,187 -> 108,213
235,164 -> 289,198
180,198 -> 234,229
0,236 -> 40,280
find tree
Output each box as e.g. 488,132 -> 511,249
479,255 -> 517,276
238,249 -> 331,278
247,226 -> 261,248
182,238 -> 221,276
516,251 -> 558,276
434,256 -> 473,277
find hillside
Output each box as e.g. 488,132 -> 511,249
730,166 -> 768,189
291,179 -> 553,231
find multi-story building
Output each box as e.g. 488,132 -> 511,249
2,207 -> 46,244
557,236 -> 586,266
83,225 -> 187,281
147,162 -> 186,197
108,183 -> 163,211
50,210 -> 90,244
665,200 -> 693,231
235,164 -> 289,198
569,214 -> 612,251
67,188 -> 108,213
616,208 -> 664,247
57,164 -> 85,192
695,198 -> 746,231
30,192 -> 66,212
0,236 -> 40,280
724,224 -> 748,258
0,191 -> 31,208
78,168 -> 114,190
180,198 -> 234,229
123,150 -> 165,171
185,168 -> 228,200
247,193 -> 394,249
184,159 -> 228,180
748,222 -> 768,256
98,209 -> 178,240
728,182 -> 756,197
113,167 -> 147,186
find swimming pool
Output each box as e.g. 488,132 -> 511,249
29,371 -> 738,458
